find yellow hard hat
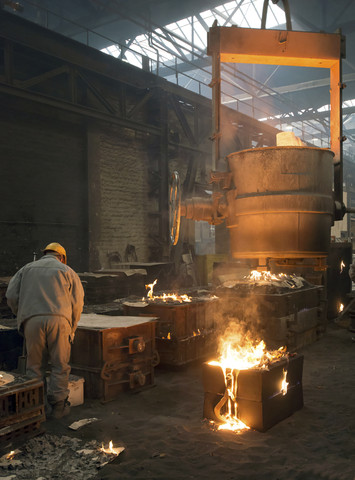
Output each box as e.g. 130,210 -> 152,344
43,242 -> 67,264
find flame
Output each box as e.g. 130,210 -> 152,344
339,303 -> 344,312
208,325 -> 288,432
281,369 -> 288,396
6,451 -> 16,460
144,279 -> 191,303
156,292 -> 191,303
249,270 -> 280,282
100,441 -> 123,456
217,417 -> 250,432
215,367 -> 250,433
340,261 -> 345,273
145,279 -> 158,299
243,270 -> 304,289
209,337 -> 286,371
193,329 -> 201,336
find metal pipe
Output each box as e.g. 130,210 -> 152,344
181,198 -> 214,223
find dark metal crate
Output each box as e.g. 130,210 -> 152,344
203,354 -> 304,432
0,375 -> 45,453
123,299 -> 218,366
124,299 -> 217,338
156,331 -> 217,367
70,314 -> 157,402
1,377 -> 44,426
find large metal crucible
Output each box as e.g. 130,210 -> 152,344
169,25 -> 347,272
207,25 -> 345,212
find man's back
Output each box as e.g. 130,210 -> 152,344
5,244 -> 85,418
6,253 -> 84,330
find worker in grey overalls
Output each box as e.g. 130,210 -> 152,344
6,243 -> 84,419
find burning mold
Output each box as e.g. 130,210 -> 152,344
213,271 -> 325,351
123,280 -> 219,366
144,279 -> 192,303
202,323 -> 304,432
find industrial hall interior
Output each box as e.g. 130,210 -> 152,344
0,0 -> 354,479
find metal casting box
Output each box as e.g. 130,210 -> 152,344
202,354 -> 303,432
70,314 -> 157,402
0,374 -> 45,453
156,331 -> 216,367
123,299 -> 218,366
0,324 -> 23,371
78,272 -> 146,304
326,242 -> 352,319
216,283 -> 324,350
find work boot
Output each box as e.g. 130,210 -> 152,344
50,399 -> 71,419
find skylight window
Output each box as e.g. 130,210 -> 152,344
101,0 -> 285,67
99,0 -> 354,154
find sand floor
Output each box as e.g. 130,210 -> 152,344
36,322 -> 355,480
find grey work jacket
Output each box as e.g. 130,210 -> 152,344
6,253 -> 84,333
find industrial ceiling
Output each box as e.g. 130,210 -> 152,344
3,0 -> 355,156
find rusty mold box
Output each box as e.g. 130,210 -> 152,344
215,282 -> 325,351
0,373 -> 45,453
202,354 -> 304,432
70,314 -> 157,402
123,298 -> 218,366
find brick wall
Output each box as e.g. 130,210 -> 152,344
88,124 -> 153,269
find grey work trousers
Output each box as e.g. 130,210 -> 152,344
24,315 -> 72,404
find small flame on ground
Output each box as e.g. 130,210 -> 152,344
339,303 -> 344,312
100,441 -> 123,456
340,261 -> 345,273
281,369 -> 288,396
6,451 -> 16,460
144,279 -> 191,303
162,332 -> 171,340
217,417 -> 250,432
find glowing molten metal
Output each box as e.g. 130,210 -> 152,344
208,328 -> 288,432
281,369 -> 289,396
